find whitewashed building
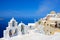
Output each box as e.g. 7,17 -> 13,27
18,21 -> 29,35
28,23 -> 35,30
4,18 -> 18,38
3,18 -> 29,39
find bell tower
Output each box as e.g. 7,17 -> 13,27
8,17 -> 18,27
4,17 -> 18,38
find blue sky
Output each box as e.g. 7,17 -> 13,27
0,0 -> 60,18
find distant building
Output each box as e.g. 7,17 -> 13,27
28,23 -> 35,29
39,11 -> 60,35
18,21 -> 29,34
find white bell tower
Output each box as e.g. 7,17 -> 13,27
4,17 -> 18,39
8,17 -> 18,27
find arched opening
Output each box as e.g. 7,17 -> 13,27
21,25 -> 24,34
55,21 -> 57,28
14,29 -> 18,36
58,23 -> 60,28
12,21 -> 15,27
30,26 -> 32,29
9,30 -> 12,37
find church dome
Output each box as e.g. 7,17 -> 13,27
50,11 -> 56,14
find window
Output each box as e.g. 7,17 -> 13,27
58,23 -> 60,28
44,22 -> 46,23
38,21 -> 41,24
30,26 -> 32,28
59,23 -> 60,25
50,32 -> 52,34
55,21 -> 57,28
47,30 -> 48,31
50,24 -> 52,27
12,21 -> 15,27
47,24 -> 49,26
